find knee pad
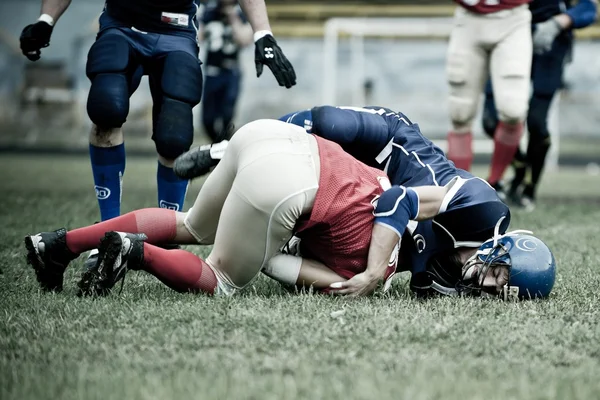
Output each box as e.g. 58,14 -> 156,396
448,94 -> 477,129
86,34 -> 132,129
154,51 -> 203,160
494,77 -> 530,124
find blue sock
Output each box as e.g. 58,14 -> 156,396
157,162 -> 189,211
89,143 -> 126,221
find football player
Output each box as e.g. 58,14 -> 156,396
175,107 -> 557,299
25,119 -> 403,296
482,0 -> 598,209
19,0 -> 296,267
24,119 -> 555,300
445,0 -> 532,194
198,0 -> 253,142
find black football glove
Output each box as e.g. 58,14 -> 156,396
254,34 -> 296,89
20,21 -> 54,61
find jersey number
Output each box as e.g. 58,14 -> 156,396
205,21 -> 236,54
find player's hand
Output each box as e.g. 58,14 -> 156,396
532,18 -> 562,54
20,21 -> 54,61
329,271 -> 380,297
254,34 -> 296,88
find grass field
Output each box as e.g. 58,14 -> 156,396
1,154 -> 600,400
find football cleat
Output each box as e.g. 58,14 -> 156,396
24,228 -> 78,292
173,140 -> 229,180
83,249 -> 100,271
77,231 -> 146,297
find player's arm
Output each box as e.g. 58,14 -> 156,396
329,185 -> 449,296
562,0 -> 598,29
263,254 -> 346,290
238,0 -> 296,88
226,8 -> 253,47
20,0 -> 72,61
533,0 -> 598,53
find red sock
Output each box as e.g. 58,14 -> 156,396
142,244 -> 218,294
65,208 -> 177,254
488,122 -> 524,185
447,131 -> 473,171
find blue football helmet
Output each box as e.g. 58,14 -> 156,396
461,232 -> 556,300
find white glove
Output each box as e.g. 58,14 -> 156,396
533,18 -> 562,54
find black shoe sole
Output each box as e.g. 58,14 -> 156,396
77,232 -> 122,297
173,147 -> 218,180
24,235 -> 63,292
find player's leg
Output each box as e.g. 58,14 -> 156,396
185,120 -> 320,294
201,72 -> 224,142
220,69 -> 241,135
148,38 -> 203,212
446,10 -> 489,171
482,78 -> 498,139
24,208 -> 196,292
487,7 -> 533,187
278,109 -> 313,132
522,37 -> 570,206
482,77 -> 527,200
86,29 -> 143,221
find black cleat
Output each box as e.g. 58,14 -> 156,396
24,228 -> 78,292
173,140 -> 229,180
77,231 -> 146,297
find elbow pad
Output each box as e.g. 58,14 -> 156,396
567,1 -> 598,29
374,186 -> 420,237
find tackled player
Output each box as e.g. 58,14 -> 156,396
25,119 -> 554,300
176,107 -> 557,300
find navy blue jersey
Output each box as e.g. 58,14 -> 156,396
280,105 -> 511,280
530,0 -> 597,28
201,2 -> 247,69
104,0 -> 200,38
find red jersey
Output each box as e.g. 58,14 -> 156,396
295,135 -> 397,282
454,0 -> 530,14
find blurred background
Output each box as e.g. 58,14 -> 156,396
0,0 -> 599,165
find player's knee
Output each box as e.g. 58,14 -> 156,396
527,111 -> 550,141
448,94 -> 476,129
154,51 -> 203,160
154,98 -> 194,160
495,77 -> 529,124
497,100 -> 528,124
86,35 -> 131,129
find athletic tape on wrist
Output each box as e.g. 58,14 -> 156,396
38,14 -> 55,27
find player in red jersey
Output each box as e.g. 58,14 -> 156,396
446,0 -> 533,194
24,119 -> 450,296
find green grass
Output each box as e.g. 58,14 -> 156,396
1,154 -> 600,400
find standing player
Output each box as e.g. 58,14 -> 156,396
482,0 -> 598,209
19,0 -> 296,265
445,0 -> 532,193
199,0 -> 253,143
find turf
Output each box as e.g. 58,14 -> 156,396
1,154 -> 599,400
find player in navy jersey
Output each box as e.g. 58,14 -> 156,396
199,0 -> 252,142
174,106 -> 555,299
19,0 -> 296,267
482,0 -> 598,210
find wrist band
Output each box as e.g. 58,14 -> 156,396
38,14 -> 55,26
253,30 -> 272,43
